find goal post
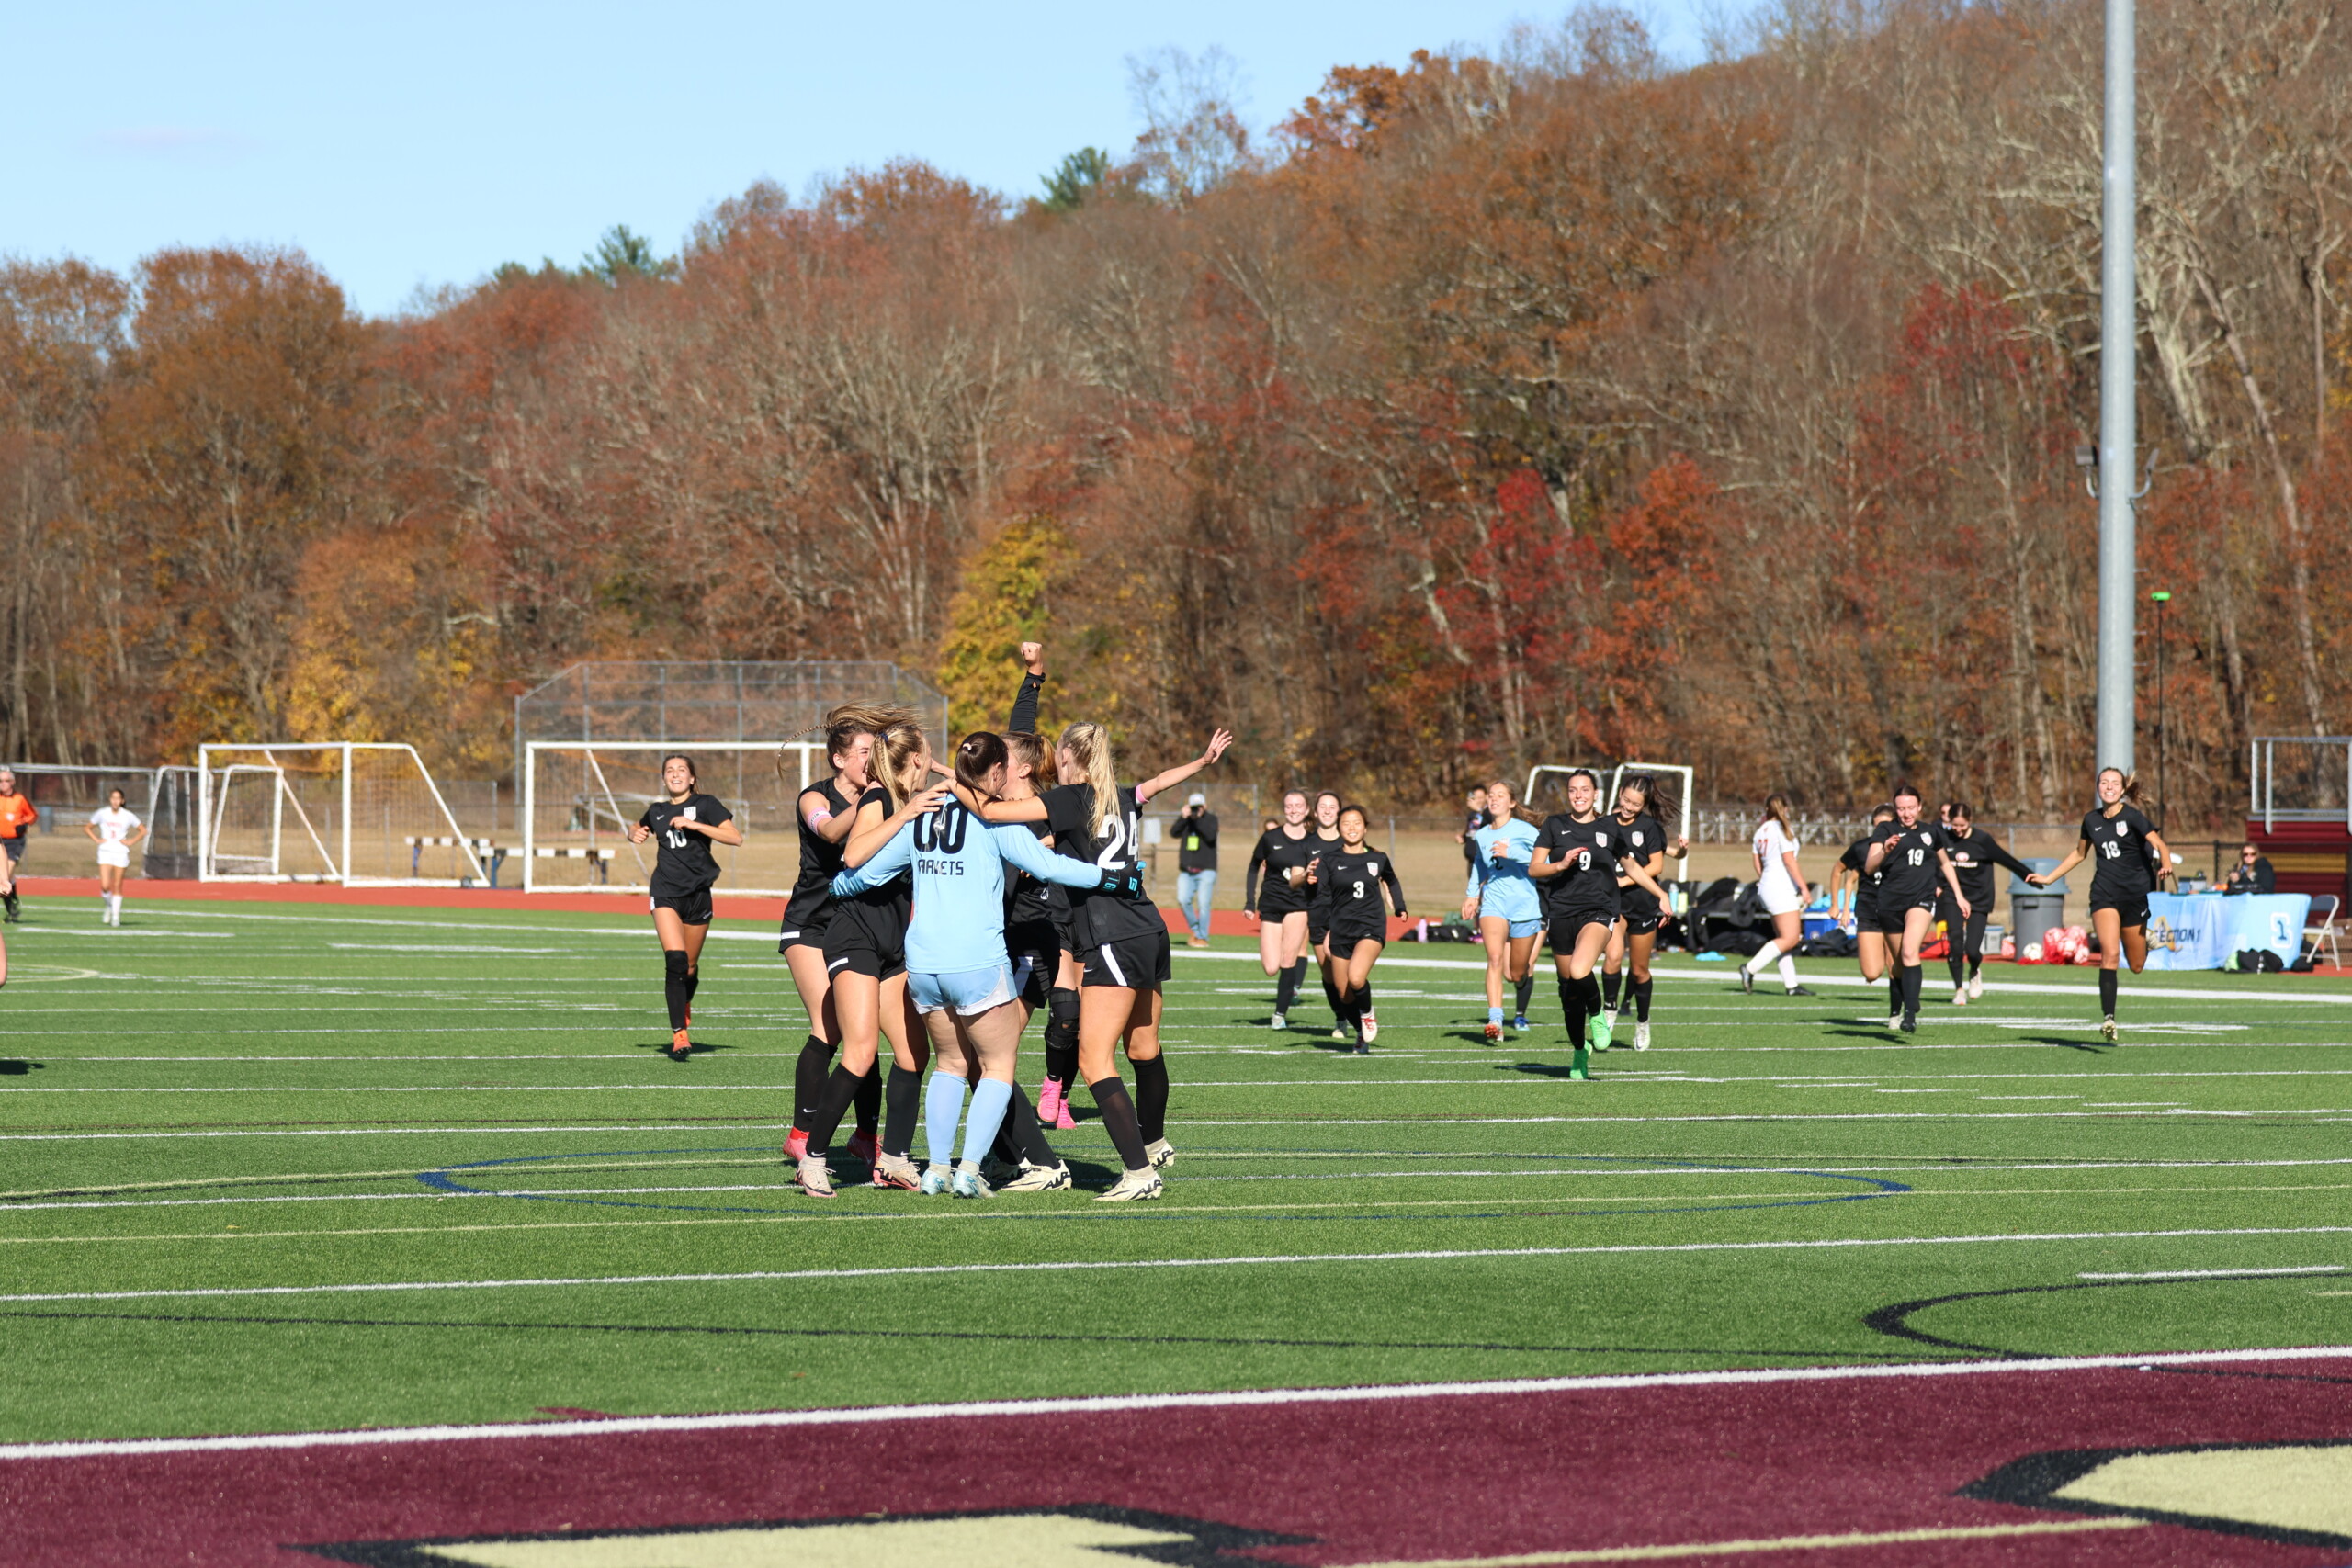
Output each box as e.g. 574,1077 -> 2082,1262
522,741 -> 822,897
1523,761 -> 1696,845
196,743 -> 488,886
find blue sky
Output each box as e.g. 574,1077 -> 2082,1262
3,1 -> 1754,318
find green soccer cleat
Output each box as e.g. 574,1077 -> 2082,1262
1593,1012 -> 1614,1051
1569,1046 -> 1591,1080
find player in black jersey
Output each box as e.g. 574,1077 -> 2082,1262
1304,790 -> 1349,1040
826,718 -> 951,1187
627,754 -> 745,1062
1532,769 -> 1670,1079
1245,791 -> 1317,1030
980,718 -> 1232,1200
1597,773 -> 1689,1053
779,707 -> 889,1167
1863,784 -> 1971,1033
1833,805 -> 1900,1024
1307,805 -> 1408,1051
1001,643 -> 1086,1134
2028,768 -> 2176,1041
1938,802 -> 2035,1006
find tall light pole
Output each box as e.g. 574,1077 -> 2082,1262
2095,0 -> 2138,776
2150,589 -> 2169,829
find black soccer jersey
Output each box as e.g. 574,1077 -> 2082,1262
783,780 -> 850,931
1943,827 -> 2032,907
1839,834 -> 1885,914
1005,815 -> 1066,929
2082,805 -> 2160,905
639,793 -> 732,898
1310,846 -> 1405,933
1872,820 -> 1949,908
830,784 -> 911,957
1608,812 -> 1669,878
1535,813 -> 1623,919
1045,783 -> 1161,949
1247,827 -> 1317,915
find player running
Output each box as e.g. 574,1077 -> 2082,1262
811,731 -> 1114,1199
1598,773 -> 1688,1052
1462,778 -> 1543,1040
1532,770 -> 1670,1078
2028,768 -> 2174,1041
626,756 -> 742,1060
1307,805 -> 1406,1050
779,708 -> 888,1168
0,769 -> 34,922
1864,784 -> 1971,1034
85,787 -> 145,927
1938,802 -> 2035,1005
1305,790 -> 1350,1038
978,719 -> 1233,1201
1245,791 -> 1317,1030
1736,795 -> 1814,997
1833,804 -> 1901,1026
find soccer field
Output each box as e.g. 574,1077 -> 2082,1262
4,897 -> 2350,1449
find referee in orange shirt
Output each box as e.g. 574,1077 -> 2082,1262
0,769 -> 35,922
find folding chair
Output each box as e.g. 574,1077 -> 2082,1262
2304,893 -> 2343,969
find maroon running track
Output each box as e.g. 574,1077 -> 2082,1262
6,1356 -> 2350,1565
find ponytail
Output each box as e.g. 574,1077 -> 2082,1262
1761,792 -> 1794,838
873,720 -> 929,811
955,731 -> 1008,792
1059,720 -> 1120,840
792,701 -> 914,787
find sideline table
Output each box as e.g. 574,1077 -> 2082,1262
2142,891 -> 2310,970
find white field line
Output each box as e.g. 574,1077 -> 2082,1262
3,1344 -> 2347,1461
5,1224 -> 2349,1303
2078,1264 -> 2346,1280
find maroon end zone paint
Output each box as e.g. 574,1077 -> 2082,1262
6,1360 -> 2349,1566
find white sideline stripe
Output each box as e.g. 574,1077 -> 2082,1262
1168,946 -> 2352,1004
2078,1265 -> 2346,1280
6,1224 -> 2350,1303
6,1344 -> 2349,1461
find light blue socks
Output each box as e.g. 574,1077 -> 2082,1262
958,1079 -> 1013,1167
924,1070 -> 967,1167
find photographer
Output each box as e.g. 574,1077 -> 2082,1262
1175,793 -> 1219,948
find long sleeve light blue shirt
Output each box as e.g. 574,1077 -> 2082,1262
1464,817 -> 1543,923
831,800 -> 1100,974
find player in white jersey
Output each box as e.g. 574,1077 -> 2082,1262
84,788 -> 144,926
1737,793 -> 1814,997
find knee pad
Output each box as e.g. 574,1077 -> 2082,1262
663,949 -> 689,980
1045,987 -> 1080,1049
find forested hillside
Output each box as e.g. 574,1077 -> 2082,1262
4,0 -> 2346,819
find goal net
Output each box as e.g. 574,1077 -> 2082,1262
522,741 -> 823,896
198,743 -> 489,886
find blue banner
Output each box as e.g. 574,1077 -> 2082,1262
2143,893 -> 2310,970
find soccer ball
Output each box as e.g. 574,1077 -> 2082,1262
2021,942 -> 2043,964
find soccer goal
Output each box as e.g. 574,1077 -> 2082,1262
1523,761 -> 1696,844
197,743 -> 489,886
521,741 -> 821,896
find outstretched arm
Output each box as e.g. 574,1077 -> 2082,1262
1979,834 -> 2036,881
2029,840 -> 2090,887
1136,728 -> 1235,805
1008,642 -> 1046,734
831,824 -> 913,897
1380,859 -> 1408,916
991,822 -> 1099,889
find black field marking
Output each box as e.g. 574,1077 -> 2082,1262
300,1504 -> 1316,1568
1864,1271 -> 2352,1358
0,1305 -> 1929,1362
1960,1438 -> 2352,1551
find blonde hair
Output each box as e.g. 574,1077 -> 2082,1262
872,720 -> 930,811
1058,720 -> 1120,840
1002,729 -> 1049,779
1761,793 -> 1794,837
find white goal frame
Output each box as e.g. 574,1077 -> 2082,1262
197,742 -> 487,886
521,739 -> 821,897
1524,761 -> 1696,846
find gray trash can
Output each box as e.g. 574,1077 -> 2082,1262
2009,858 -> 2068,954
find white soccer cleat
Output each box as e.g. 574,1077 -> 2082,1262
1145,1137 -> 1176,1169
1000,1160 -> 1072,1192
1270,1012 -> 1288,1031
794,1156 -> 835,1199
950,1161 -> 993,1200
1952,985 -> 1969,1007
2100,1016 -> 2119,1043
1967,974 -> 1984,999
919,1165 -> 953,1196
1634,1021 -> 1651,1051
1361,1013 -> 1379,1043
1096,1168 -> 1165,1202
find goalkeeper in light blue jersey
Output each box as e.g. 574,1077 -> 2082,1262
819,730 -> 1136,1200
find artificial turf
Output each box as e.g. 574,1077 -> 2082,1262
3,897 -> 2349,1444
